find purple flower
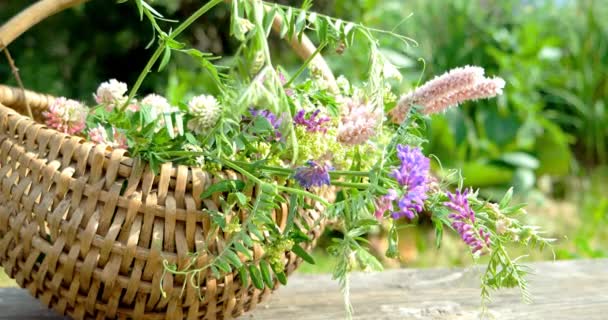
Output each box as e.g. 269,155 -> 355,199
444,189 -> 491,254
389,145 -> 430,219
294,109 -> 330,133
294,160 -> 333,189
249,108 -> 283,140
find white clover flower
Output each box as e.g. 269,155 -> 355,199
141,93 -> 178,120
94,79 -> 128,110
42,97 -> 88,134
186,94 -> 222,134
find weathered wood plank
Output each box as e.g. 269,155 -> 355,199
250,259 -> 608,319
0,259 -> 606,319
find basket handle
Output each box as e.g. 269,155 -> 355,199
0,0 -> 337,90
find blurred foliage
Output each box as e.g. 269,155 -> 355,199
324,0 -> 607,198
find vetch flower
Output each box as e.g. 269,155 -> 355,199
444,189 -> 491,255
94,79 -> 128,110
42,97 -> 87,134
293,160 -> 333,189
337,99 -> 382,145
294,109 -> 330,133
390,145 -> 430,219
186,95 -> 222,133
374,189 -> 398,219
389,66 -> 504,123
88,124 -> 128,149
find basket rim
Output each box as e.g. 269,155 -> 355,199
0,84 -> 231,178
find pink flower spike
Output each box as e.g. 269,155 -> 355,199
337,99 -> 382,146
423,77 -> 505,114
389,66 -> 505,123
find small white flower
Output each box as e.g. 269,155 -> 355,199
236,18 -> 255,34
94,79 -> 128,110
141,94 -> 178,120
183,143 -> 205,167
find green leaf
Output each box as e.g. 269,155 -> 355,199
461,162 -> 513,187
284,194 -> 298,235
260,260 -> 274,288
385,225 -> 399,258
499,187 -> 514,209
263,7 -> 278,36
307,12 -> 317,24
215,258 -> 232,273
355,248 -> 383,272
292,244 -> 315,264
275,271 -> 287,285
209,211 -> 227,230
512,168 -> 536,192
163,113 -> 175,138
238,266 -> 250,287
499,152 -> 540,170
141,1 -> 164,18
224,250 -> 243,268
200,180 -> 246,199
234,242 -> 253,260
210,265 -> 220,279
174,113 -> 184,136
334,19 -> 343,33
135,0 -> 144,20
249,264 -> 265,290
251,116 -> 274,134
248,223 -> 265,241
318,18 -> 328,43
344,22 -> 356,38
234,192 -> 248,206
158,46 -> 171,72
295,10 -> 307,39
242,233 -> 254,247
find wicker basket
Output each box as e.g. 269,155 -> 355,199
0,1 -> 336,319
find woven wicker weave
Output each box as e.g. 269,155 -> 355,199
0,84 -> 330,319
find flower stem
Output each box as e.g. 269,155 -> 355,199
220,158 -> 331,207
121,0 -> 224,111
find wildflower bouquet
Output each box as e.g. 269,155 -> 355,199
28,0 -> 553,317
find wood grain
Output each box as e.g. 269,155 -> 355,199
1,259 -> 606,319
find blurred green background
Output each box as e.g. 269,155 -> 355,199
1,0 -> 607,283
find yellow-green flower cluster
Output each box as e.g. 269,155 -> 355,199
264,238 -> 295,271
295,126 -> 350,169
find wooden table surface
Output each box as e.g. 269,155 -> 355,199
0,259 -> 606,319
